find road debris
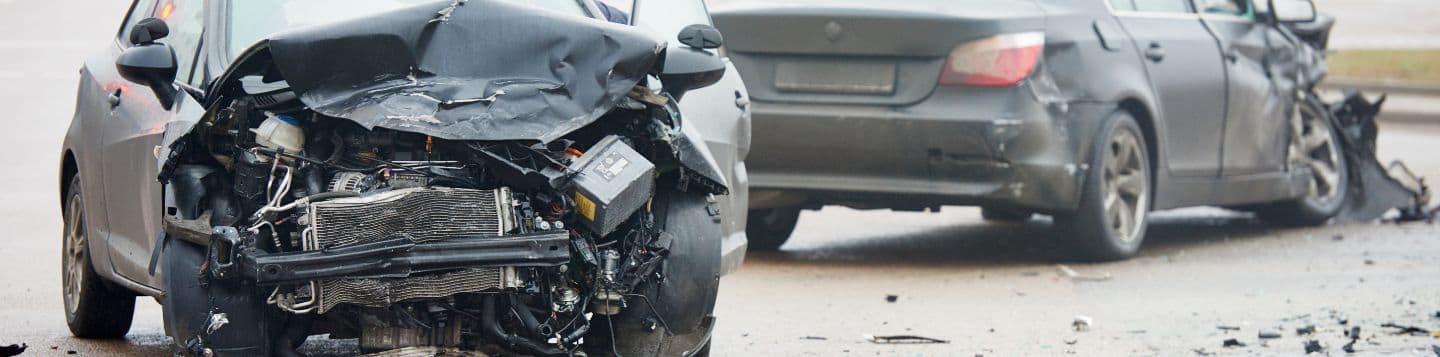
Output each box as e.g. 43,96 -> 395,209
800,336 -> 828,341
1217,325 -> 1241,331
1223,338 -> 1246,348
1056,265 -> 1112,282
1342,326 -> 1361,353
1258,328 -> 1283,339
1380,322 -> 1435,336
864,334 -> 950,344
1303,340 -> 1325,354
1192,348 -> 1216,356
1296,325 -> 1316,335
886,294 -> 899,303
1073,315 -> 1093,332
0,344 -> 26,357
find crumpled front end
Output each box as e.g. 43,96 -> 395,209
156,1 -> 726,356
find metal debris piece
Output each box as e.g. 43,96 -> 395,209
1056,264 -> 1113,282
1073,315 -> 1093,332
864,334 -> 950,344
0,343 -> 26,357
1258,328 -> 1282,339
1303,340 -> 1324,354
1223,338 -> 1246,348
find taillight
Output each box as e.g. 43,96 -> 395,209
939,32 -> 1045,87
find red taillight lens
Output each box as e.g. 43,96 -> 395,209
939,32 -> 1045,87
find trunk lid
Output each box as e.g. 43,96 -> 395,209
712,0 -> 1044,105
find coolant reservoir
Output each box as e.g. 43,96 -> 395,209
252,113 -> 305,153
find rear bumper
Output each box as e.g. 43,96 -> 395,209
747,86 -> 1114,213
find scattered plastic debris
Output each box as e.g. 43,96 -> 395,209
886,294 -> 899,303
0,344 -> 26,357
1192,348 -> 1216,356
1296,325 -> 1316,335
1380,322 -> 1433,336
206,313 -> 230,334
1073,315 -> 1093,332
1258,327 -> 1283,339
1223,338 -> 1246,348
1056,265 -> 1113,282
1303,340 -> 1325,354
1217,325 -> 1241,331
800,336 -> 828,341
1342,326 -> 1361,353
864,334 -> 950,344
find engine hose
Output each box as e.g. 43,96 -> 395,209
508,295 -> 545,339
482,296 -> 566,356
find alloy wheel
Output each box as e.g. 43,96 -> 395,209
62,194 -> 86,318
1103,128 -> 1149,243
1290,102 -> 1342,204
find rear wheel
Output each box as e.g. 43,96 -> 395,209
745,207 -> 801,251
1056,112 -> 1151,262
1258,97 -> 1349,226
62,175 -> 136,338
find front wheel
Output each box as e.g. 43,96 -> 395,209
1055,112 -> 1152,262
1258,96 -> 1349,226
62,175 -> 136,338
744,207 -> 801,251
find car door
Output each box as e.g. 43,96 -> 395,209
1197,0 -> 1292,175
101,0 -> 206,285
1111,0 -> 1229,177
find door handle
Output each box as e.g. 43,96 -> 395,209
1144,42 -> 1166,62
107,89 -> 122,108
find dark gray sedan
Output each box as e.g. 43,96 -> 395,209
715,0 -> 1342,260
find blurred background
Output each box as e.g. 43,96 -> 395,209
0,0 -> 1436,355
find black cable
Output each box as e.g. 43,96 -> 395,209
621,293 -> 674,336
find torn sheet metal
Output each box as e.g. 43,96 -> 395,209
206,0 -> 662,144
1330,91 -> 1433,222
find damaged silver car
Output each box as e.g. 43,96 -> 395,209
715,0 -> 1429,260
57,0 -> 749,355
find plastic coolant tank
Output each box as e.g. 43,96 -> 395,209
252,114 -> 305,153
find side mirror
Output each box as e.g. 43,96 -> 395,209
117,19 -> 179,107
1269,0 -> 1317,23
658,47 -> 726,101
677,24 -> 723,50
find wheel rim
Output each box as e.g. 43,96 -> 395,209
1290,102 -> 1342,204
62,194 -> 86,317
1103,128 -> 1149,243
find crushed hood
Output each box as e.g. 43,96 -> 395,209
212,0 -> 663,143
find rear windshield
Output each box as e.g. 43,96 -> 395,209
228,0 -> 590,58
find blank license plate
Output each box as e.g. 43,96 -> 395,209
775,60 -> 896,94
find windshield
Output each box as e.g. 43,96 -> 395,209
228,0 -> 590,58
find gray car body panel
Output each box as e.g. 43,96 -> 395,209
63,0 -> 750,294
714,0 -> 1315,214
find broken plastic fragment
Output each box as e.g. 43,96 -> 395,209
864,334 -> 950,344
205,313 -> 230,334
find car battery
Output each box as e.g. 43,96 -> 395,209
570,135 -> 656,236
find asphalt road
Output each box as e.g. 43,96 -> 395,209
1,1 -> 1437,356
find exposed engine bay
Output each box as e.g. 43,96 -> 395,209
151,2 -> 729,355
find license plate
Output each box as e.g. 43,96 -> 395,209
775,59 -> 896,94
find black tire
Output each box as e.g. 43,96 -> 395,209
981,207 -> 1033,223
62,175 -> 136,339
1055,112 -> 1152,262
745,207 -> 801,251
1258,97 -> 1349,226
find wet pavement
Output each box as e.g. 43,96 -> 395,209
1,1 -> 1438,356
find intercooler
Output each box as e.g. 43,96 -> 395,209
300,187 -> 525,313
306,187 -> 515,249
